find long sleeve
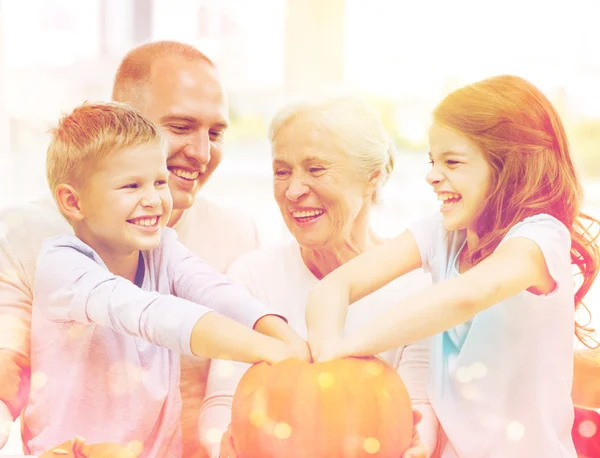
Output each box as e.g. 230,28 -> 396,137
35,236 -> 210,357
199,359 -> 251,458
395,337 -> 438,457
166,238 -> 271,330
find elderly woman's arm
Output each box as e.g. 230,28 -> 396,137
199,359 -> 250,458
396,337 -> 438,457
572,347 -> 600,408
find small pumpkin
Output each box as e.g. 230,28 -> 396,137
38,436 -> 140,458
231,357 -> 413,458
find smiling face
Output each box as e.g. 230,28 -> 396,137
272,119 -> 375,249
75,142 -> 173,257
427,122 -> 492,232
139,57 -> 228,220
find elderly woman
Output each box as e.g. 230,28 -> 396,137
198,97 -> 438,457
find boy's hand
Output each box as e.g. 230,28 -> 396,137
254,315 -> 311,362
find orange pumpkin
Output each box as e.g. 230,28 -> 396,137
231,357 -> 413,458
38,437 -> 140,458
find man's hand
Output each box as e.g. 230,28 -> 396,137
401,409 -> 428,458
0,350 -> 28,402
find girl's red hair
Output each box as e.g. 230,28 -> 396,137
434,75 -> 600,346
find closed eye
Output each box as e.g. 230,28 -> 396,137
169,125 -> 189,134
274,169 -> 291,177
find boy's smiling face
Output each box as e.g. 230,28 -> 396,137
76,141 -> 173,257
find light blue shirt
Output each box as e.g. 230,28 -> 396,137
25,228 -> 270,458
410,213 -> 576,458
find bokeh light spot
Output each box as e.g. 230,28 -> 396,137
365,360 -> 384,377
506,421 -> 525,442
126,440 -> 144,455
204,428 -> 224,445
274,422 -> 292,439
578,420 -> 598,438
31,371 -> 48,391
250,410 -> 267,428
318,371 -> 335,389
216,361 -> 235,378
470,361 -> 487,379
363,437 -> 380,454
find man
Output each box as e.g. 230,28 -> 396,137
0,41 -> 259,458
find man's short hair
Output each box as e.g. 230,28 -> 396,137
46,102 -> 165,195
112,40 -> 214,106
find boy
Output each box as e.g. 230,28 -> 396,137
24,102 -> 304,457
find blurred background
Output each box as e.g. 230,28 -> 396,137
1,0 -> 600,453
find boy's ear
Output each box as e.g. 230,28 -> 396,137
55,184 -> 85,221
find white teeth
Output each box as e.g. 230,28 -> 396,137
171,168 -> 200,180
130,216 -> 158,227
437,192 -> 462,201
292,209 -> 324,218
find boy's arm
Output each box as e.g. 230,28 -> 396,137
168,240 -> 309,359
36,240 -> 292,363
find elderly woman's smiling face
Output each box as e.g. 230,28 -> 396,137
272,118 -> 376,249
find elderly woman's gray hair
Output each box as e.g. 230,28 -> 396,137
268,96 -> 395,203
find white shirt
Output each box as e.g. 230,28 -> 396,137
198,241 -> 439,457
410,213 -> 576,458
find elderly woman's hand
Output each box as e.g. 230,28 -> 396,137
401,409 -> 428,458
218,412 -> 427,458
219,425 -> 238,458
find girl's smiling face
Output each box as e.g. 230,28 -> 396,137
426,122 -> 492,233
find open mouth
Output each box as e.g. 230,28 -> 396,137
291,209 -> 325,223
438,192 -> 462,210
169,167 -> 200,181
127,215 -> 160,228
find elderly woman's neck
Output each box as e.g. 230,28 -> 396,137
300,228 -> 384,280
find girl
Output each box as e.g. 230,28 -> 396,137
305,75 -> 600,457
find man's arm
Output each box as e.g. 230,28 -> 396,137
572,347 -> 600,408
0,231 -> 33,418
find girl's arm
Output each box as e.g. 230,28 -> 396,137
332,236 -> 554,359
306,230 -> 423,359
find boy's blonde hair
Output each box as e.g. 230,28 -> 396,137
46,101 -> 165,196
